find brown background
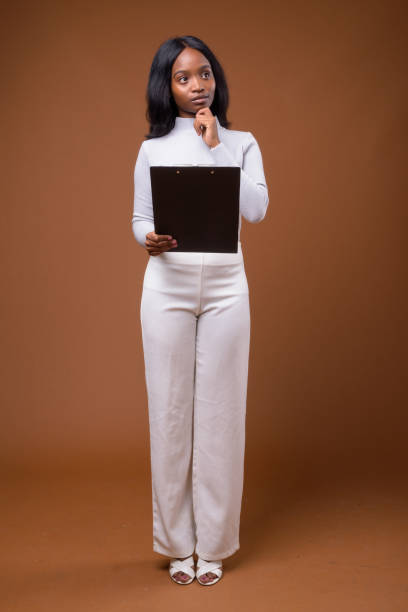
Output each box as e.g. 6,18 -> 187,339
1,0 -> 407,610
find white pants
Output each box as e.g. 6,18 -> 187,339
140,242 -> 250,560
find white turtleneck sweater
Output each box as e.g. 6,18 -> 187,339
132,115 -> 269,248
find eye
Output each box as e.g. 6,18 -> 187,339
177,70 -> 212,83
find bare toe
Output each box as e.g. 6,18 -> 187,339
174,571 -> 189,583
201,572 -> 217,582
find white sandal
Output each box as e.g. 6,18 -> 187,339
169,555 -> 196,585
196,557 -> 223,585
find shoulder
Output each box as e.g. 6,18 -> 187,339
139,132 -> 173,156
136,137 -> 167,162
219,124 -> 251,139
219,125 -> 259,151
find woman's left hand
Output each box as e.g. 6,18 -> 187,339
194,108 -> 221,149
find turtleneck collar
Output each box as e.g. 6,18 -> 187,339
174,115 -> 221,132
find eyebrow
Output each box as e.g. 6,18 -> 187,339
173,64 -> 211,77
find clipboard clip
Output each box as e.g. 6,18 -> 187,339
175,168 -> 216,174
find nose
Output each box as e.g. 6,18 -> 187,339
191,75 -> 204,93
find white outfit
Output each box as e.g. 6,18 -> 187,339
132,115 -> 269,559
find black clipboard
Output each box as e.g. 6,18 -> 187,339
150,166 -> 240,253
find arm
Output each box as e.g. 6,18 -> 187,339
208,132 -> 269,223
132,142 -> 155,247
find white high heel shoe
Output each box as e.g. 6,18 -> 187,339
169,555 -> 196,585
196,557 -> 223,585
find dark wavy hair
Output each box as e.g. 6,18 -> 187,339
144,35 -> 231,139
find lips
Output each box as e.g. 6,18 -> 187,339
191,95 -> 209,102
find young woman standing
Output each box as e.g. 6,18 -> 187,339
132,35 -> 269,585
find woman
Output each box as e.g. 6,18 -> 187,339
132,35 -> 269,585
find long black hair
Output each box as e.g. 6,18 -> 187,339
144,35 -> 231,139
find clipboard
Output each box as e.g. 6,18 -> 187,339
150,165 -> 240,253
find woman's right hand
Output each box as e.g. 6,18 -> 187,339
145,231 -> 178,256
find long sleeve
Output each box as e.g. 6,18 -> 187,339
209,132 -> 269,223
132,142 -> 155,247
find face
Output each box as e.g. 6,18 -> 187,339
170,47 -> 216,117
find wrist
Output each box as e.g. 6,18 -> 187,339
209,139 -> 221,150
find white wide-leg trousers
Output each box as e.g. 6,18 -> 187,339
140,242 -> 250,560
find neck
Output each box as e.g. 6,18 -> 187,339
174,115 -> 220,131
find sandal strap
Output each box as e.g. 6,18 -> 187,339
196,558 -> 223,578
169,556 -> 195,579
